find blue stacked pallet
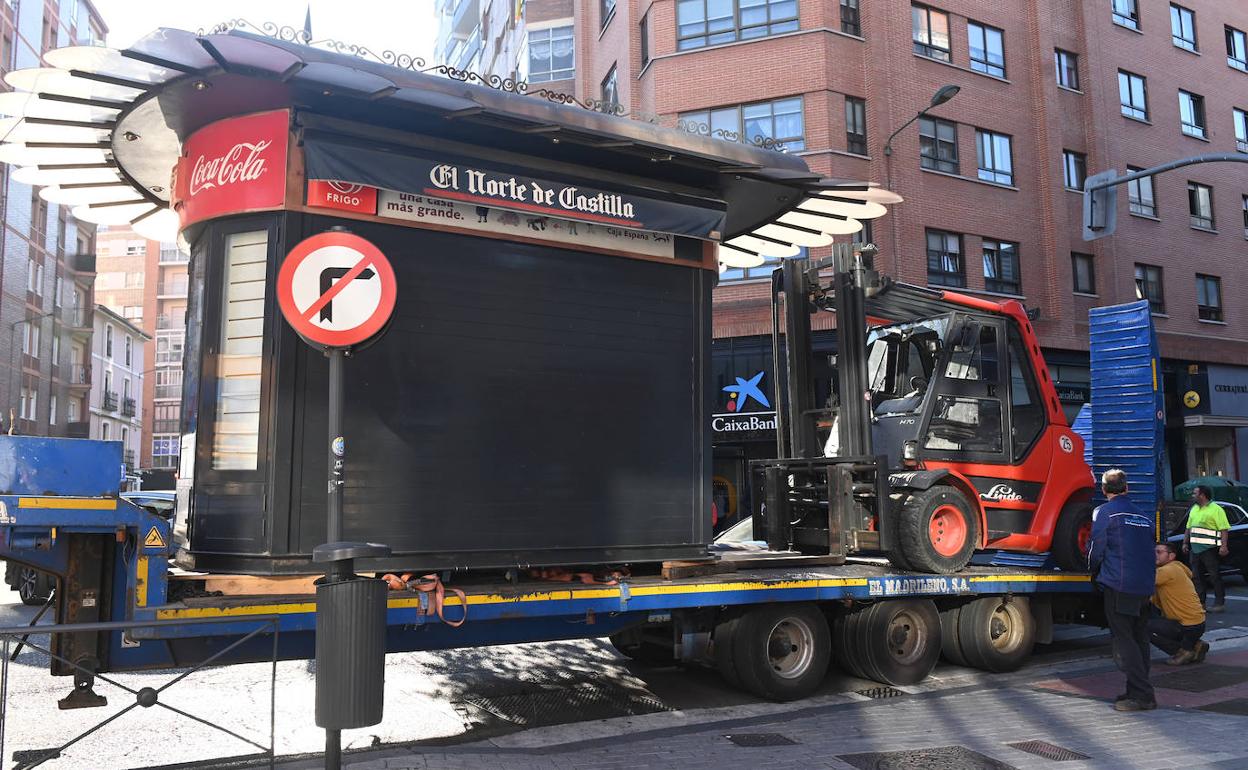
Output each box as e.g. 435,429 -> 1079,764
1087,300 -> 1166,518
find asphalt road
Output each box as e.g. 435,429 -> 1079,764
2,575 -> 1248,769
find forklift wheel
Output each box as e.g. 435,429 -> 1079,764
896,486 -> 979,574
730,603 -> 830,701
1051,499 -> 1093,572
833,599 -> 941,685
951,596 -> 1035,673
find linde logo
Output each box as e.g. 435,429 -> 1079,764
980,484 -> 1023,501
188,140 -> 272,196
427,164 -> 637,220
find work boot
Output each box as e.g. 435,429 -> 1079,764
1195,640 -> 1210,662
1114,698 -> 1157,712
1210,603 -> 1226,613
1166,649 -> 1197,666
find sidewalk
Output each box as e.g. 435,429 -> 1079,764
274,629 -> 1248,770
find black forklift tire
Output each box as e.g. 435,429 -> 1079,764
835,599 -> 941,685
17,567 -> 52,606
938,601 -> 970,667
609,631 -> 675,667
1051,499 -> 1093,572
955,596 -> 1035,672
713,612 -> 743,688
730,603 -> 830,701
896,485 -> 979,574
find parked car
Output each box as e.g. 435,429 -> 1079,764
3,561 -> 53,606
121,491 -> 176,519
1165,501 -> 1248,580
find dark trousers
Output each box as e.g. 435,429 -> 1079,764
1148,615 -> 1205,655
1103,586 -> 1154,703
1190,548 -> 1225,606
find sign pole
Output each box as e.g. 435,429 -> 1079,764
327,347 -> 346,548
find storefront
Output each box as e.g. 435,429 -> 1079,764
1179,363 -> 1248,481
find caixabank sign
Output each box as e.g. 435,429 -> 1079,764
712,370 -> 778,439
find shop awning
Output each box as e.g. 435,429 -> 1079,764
0,25 -> 901,264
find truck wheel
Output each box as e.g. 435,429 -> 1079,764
938,601 -> 969,667
731,603 -> 830,701
896,486 -> 979,574
713,613 -> 743,688
17,567 -> 52,606
1051,500 -> 1093,572
956,596 -> 1035,673
834,599 -> 941,685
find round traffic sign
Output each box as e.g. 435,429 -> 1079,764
276,231 -> 396,348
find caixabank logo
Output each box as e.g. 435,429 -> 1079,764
713,371 -> 778,434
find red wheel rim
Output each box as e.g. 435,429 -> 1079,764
929,504 -> 968,557
1076,520 -> 1093,554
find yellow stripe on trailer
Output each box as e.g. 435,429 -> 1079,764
136,557 -> 149,608
967,574 -> 1090,584
18,497 -> 117,510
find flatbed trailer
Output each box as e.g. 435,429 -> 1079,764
1,464 -> 1096,703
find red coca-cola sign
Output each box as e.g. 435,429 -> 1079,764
307,180 -> 378,214
172,109 -> 290,228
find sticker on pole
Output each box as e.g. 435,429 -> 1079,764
276,231 -> 396,348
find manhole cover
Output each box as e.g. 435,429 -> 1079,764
839,746 -> 1018,770
726,733 -> 797,747
1154,663 -> 1248,693
461,681 -> 669,727
1007,740 -> 1091,761
1197,697 -> 1248,716
856,686 -> 906,699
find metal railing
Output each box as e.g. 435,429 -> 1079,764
102,391 -> 118,412
123,449 -> 136,470
159,280 -> 189,296
63,306 -> 92,328
159,248 -> 189,264
121,397 -> 136,417
0,614 -> 279,769
68,365 -> 90,385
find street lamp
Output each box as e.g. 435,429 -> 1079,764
884,84 -> 961,156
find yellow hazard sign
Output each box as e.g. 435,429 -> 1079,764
1183,390 -> 1201,409
143,527 -> 166,549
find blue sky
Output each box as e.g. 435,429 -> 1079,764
91,0 -> 437,61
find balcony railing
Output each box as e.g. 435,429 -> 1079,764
122,397 -> 136,417
66,421 -> 89,438
123,449 -> 137,470
159,248 -> 189,264
64,305 -> 93,328
103,391 -> 119,411
69,364 -> 91,385
159,280 -> 189,296
70,252 -> 96,273
155,314 -> 186,330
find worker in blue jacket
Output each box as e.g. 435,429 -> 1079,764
1087,468 -> 1157,711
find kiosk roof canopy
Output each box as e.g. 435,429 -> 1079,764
0,26 -> 899,264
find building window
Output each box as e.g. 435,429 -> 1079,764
926,229 -> 965,288
527,26 -> 573,83
1197,274 -> 1223,322
720,254 -> 786,282
601,65 -> 619,108
1188,182 -> 1214,229
601,0 -> 616,27
845,96 -> 867,155
1055,49 -> 1079,90
1118,70 -> 1148,120
1062,150 -> 1086,190
975,130 -> 1013,185
919,116 -> 958,173
105,324 -> 113,358
1127,167 -> 1156,217
1235,109 -> 1248,152
676,0 -> 799,51
680,96 -> 805,150
1072,252 -> 1096,294
640,14 -> 650,66
1228,26 -> 1248,71
1170,4 -> 1197,52
912,4 -> 951,62
982,239 -> 1020,295
1113,0 -> 1139,30
1178,90 -> 1206,138
49,394 -> 56,426
841,0 -> 861,36
968,21 -> 1005,77
125,336 -> 132,366
1135,264 -> 1164,313
1242,195 -> 1248,237
152,435 -> 180,468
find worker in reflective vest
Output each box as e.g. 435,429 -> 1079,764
1183,485 -> 1231,613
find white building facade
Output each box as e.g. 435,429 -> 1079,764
89,304 -> 147,481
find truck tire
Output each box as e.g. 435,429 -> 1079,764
730,603 -> 830,701
17,567 -> 52,606
713,613 -> 743,688
834,599 -> 941,685
938,601 -> 970,667
1051,500 -> 1093,572
895,486 -> 979,574
953,596 -> 1035,672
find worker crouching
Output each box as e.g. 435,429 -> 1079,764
1150,542 -> 1210,666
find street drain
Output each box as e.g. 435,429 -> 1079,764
1197,697 -> 1248,716
839,746 -> 1018,770
855,686 -> 906,699
726,733 -> 797,747
1007,740 -> 1091,761
1154,663 -> 1248,693
461,681 -> 669,727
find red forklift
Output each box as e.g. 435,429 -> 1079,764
755,245 -> 1095,574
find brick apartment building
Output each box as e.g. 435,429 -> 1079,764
95,226 -> 188,481
461,0 -> 1248,514
0,0 -> 107,439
